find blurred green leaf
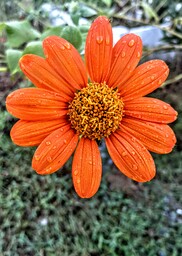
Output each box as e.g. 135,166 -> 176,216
80,4 -> 97,17
61,26 -> 82,50
141,2 -> 159,22
0,23 -> 6,33
23,41 -> 44,57
41,26 -> 64,40
101,0 -> 112,7
6,49 -> 22,74
5,20 -> 40,48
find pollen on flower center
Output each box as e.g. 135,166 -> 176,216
68,82 -> 124,140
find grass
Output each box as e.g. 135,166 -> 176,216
0,124 -> 182,256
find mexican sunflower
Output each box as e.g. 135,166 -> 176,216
6,16 -> 177,198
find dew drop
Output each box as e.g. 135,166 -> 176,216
105,36 -> 110,45
52,146 -> 57,150
46,141 -> 51,146
132,151 -> 135,155
151,75 -> 155,80
61,45 -> 65,50
47,156 -> 52,162
122,151 -> 127,157
163,105 -> 168,110
76,178 -> 80,184
158,79 -> 162,85
63,139 -> 67,144
133,164 -> 138,171
34,155 -> 40,161
19,92 -> 24,95
137,52 -> 141,58
74,170 -> 78,175
165,134 -> 169,138
128,39 -> 135,47
121,51 -> 126,58
64,42 -> 71,49
89,161 -> 92,165
55,134 -> 59,138
45,167 -> 52,173
60,128 -> 64,132
96,36 -> 103,44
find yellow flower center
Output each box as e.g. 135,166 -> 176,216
68,82 -> 124,140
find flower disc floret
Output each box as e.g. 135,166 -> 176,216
68,82 -> 124,140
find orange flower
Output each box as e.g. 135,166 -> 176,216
6,16 -> 177,198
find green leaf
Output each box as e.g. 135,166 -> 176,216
101,0 -> 112,7
80,5 -> 97,17
6,49 -> 23,74
23,41 -> 44,57
61,26 -> 82,50
141,3 -> 159,22
5,20 -> 40,48
41,26 -> 64,40
0,23 -> 6,33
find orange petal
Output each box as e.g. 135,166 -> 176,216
43,36 -> 87,90
10,118 -> 69,146
121,60 -> 169,101
85,16 -> 113,83
105,130 -> 156,182
72,138 -> 102,198
32,125 -> 79,174
6,88 -> 68,120
120,117 -> 176,153
19,54 -> 74,101
124,97 -> 177,124
107,33 -> 142,88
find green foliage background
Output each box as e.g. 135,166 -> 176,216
0,0 -> 182,255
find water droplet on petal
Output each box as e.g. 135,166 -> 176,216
64,42 -> 71,49
52,146 -> 57,150
45,167 -> 52,173
133,164 -> 138,171
63,139 -> 67,144
132,151 -> 135,155
61,45 -> 65,50
46,141 -> 51,146
47,156 -> 52,162
96,36 -> 103,44
34,155 -> 40,161
121,51 -> 126,58
151,75 -> 155,80
74,170 -> 78,175
122,151 -> 127,157
128,39 -> 135,47
77,178 -> 80,184
163,105 -> 168,110
137,52 -> 141,58
158,79 -> 162,85
20,92 -> 24,95
166,134 -> 169,138
89,161 -> 92,165
105,36 -> 110,45
60,128 -> 64,132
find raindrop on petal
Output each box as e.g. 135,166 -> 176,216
96,36 -> 103,44
121,51 -> 126,58
46,141 -> 51,146
47,156 -> 52,162
122,151 -> 127,157
133,164 -> 138,171
64,42 -> 71,49
128,39 -> 135,47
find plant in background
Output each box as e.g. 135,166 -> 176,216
6,16 -> 177,198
